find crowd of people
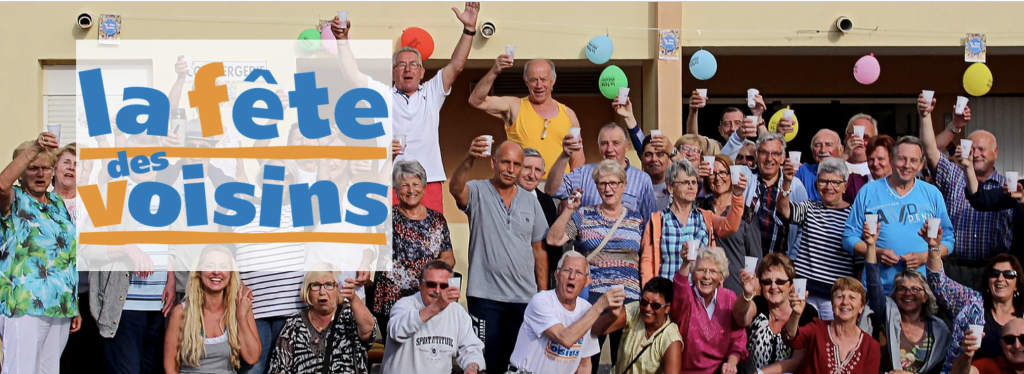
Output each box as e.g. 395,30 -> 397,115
2,3 -> 1024,374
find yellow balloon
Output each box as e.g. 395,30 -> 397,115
963,62 -> 993,97
767,109 -> 799,143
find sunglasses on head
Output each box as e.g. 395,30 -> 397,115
1003,335 -> 1024,345
986,269 -> 1019,280
760,278 -> 791,286
424,281 -> 450,289
638,299 -> 664,311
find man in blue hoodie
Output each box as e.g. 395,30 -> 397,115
843,135 -> 955,294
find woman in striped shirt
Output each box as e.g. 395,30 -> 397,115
777,157 -> 855,321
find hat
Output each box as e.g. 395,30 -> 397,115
184,119 -> 218,146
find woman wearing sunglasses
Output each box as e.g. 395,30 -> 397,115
732,253 -> 819,374
593,277 -> 682,374
862,220 -> 951,374
926,229 -> 1024,374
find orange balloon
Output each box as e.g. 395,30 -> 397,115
401,27 -> 435,60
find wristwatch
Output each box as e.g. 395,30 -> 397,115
466,363 -> 480,372
780,186 -> 792,197
670,147 -> 680,158
948,124 -> 962,134
463,28 -> 477,36
929,246 -> 940,252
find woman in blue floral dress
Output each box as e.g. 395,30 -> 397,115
0,132 -> 78,373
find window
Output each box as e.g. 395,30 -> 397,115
43,62 -> 153,147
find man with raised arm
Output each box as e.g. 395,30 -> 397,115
685,90 -> 766,159
918,94 -> 1011,291
469,56 -> 585,178
331,2 -> 479,213
449,138 -> 549,371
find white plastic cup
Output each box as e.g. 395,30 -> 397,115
853,125 -> 866,138
927,217 -> 941,239
696,88 -> 707,98
730,165 -> 743,184
960,139 -> 973,159
968,324 -> 984,348
337,11 -> 349,28
611,284 -> 625,292
703,156 -> 716,170
618,87 -> 630,105
788,151 -> 801,166
865,214 -> 878,235
46,124 -> 61,146
793,279 -> 807,300
747,88 -> 759,108
481,135 -> 494,156
783,109 -> 795,121
1006,171 -> 1019,192
182,55 -> 194,74
505,45 -> 515,60
746,115 -> 759,128
569,128 -> 581,144
650,129 -> 662,137
956,96 -> 969,115
922,90 -> 935,107
448,277 -> 461,291
395,135 -> 407,155
744,256 -> 758,274
687,240 -> 700,261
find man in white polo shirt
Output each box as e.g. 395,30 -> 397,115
332,2 -> 480,213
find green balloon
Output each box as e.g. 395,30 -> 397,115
599,65 -> 628,100
298,29 -> 321,52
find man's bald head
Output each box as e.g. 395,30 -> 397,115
1005,318 -> 1024,333
811,129 -> 843,163
495,141 -> 525,162
492,141 -> 525,188
968,130 -> 997,147
967,130 -> 999,177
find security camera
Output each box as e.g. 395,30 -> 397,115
77,13 -> 93,29
836,16 -> 853,34
479,21 -> 496,39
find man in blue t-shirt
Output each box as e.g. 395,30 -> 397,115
843,136 -> 955,294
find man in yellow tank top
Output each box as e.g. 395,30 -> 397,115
469,56 -> 585,178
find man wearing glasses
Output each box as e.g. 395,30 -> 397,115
381,261 -> 485,374
953,318 -> 1024,374
331,3 -> 480,213
743,132 -> 808,258
470,57 -> 586,179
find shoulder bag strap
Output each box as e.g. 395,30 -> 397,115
618,327 -> 669,374
320,307 -> 343,374
586,209 -> 627,262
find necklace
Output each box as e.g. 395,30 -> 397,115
769,306 -> 791,321
399,205 -> 426,219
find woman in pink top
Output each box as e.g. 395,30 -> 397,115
672,245 -> 748,374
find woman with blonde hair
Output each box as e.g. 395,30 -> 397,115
164,245 -> 261,374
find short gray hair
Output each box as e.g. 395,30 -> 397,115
392,160 -> 427,188
392,47 -> 423,67
741,140 -> 756,149
592,159 -> 627,185
557,251 -> 588,274
523,147 -> 545,166
847,113 -> 879,135
696,247 -> 730,280
817,157 -> 850,181
523,59 -> 556,80
665,159 -> 698,186
598,122 -> 627,144
892,135 -> 925,159
756,131 -> 787,153
418,260 -> 454,282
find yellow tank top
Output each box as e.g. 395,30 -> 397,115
509,97 -> 573,177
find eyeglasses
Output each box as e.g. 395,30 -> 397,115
671,180 -> 699,187
817,179 -> 846,187
309,282 -> 338,291
986,269 -> 1019,280
737,155 -> 756,162
1002,335 -> 1024,345
760,278 -> 790,286
758,150 -> 783,158
394,62 -> 421,70
27,166 -> 54,174
679,146 -> 702,155
694,268 -> 720,276
712,171 -> 730,180
639,298 -> 665,311
895,286 -> 925,294
541,120 -> 551,140
424,281 -> 450,289
559,268 -> 588,278
598,181 -> 624,189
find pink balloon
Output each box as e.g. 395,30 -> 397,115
854,54 -> 880,85
320,24 -> 337,55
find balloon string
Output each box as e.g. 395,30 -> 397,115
100,12 -> 1021,37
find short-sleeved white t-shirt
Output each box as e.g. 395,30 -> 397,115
389,72 -> 450,183
508,290 -> 600,373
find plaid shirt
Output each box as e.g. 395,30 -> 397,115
752,177 -> 788,256
658,206 -> 710,278
935,156 -> 1012,259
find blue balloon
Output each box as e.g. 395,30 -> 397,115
689,50 -> 718,80
586,35 -> 614,64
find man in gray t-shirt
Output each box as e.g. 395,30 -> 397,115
450,137 -> 549,372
